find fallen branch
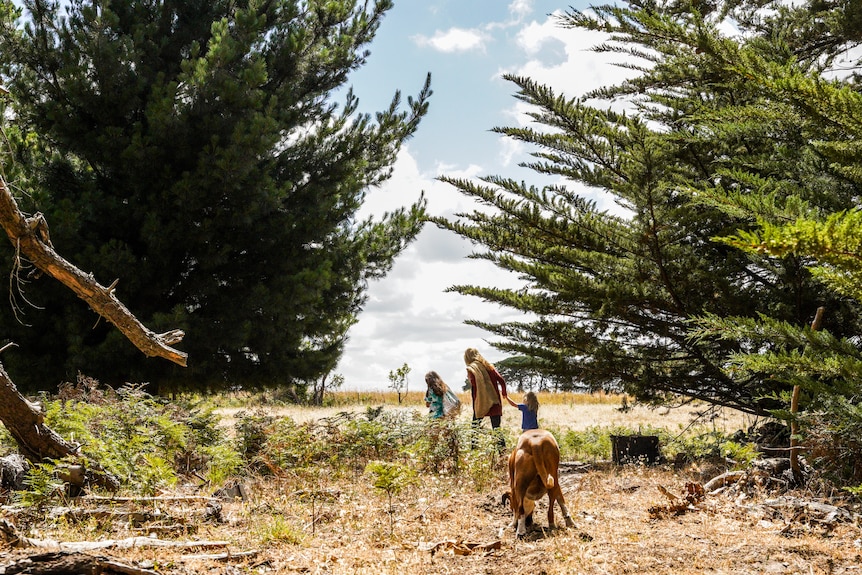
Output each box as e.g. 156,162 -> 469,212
181,550 -> 259,561
763,496 -> 862,524
0,177 -> 187,366
82,494 -> 218,503
2,551 -> 159,575
25,536 -> 230,551
48,507 -> 161,525
648,483 -> 706,518
703,471 -> 745,492
418,539 -> 502,556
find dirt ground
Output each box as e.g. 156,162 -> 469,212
0,459 -> 859,575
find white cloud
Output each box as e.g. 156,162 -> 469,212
357,146 -> 483,222
413,28 -> 490,53
339,145 -> 532,391
498,137 -> 527,168
508,0 -> 533,20
514,16 -> 633,97
338,217 -> 529,391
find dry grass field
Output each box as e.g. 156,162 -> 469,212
217,390 -> 757,437
1,392 -> 859,575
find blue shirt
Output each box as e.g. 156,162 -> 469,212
517,404 -> 539,430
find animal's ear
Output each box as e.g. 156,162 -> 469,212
501,492 -> 511,506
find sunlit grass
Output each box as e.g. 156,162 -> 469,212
213,389 -> 754,442
208,389 -> 630,409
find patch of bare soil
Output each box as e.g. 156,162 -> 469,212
1,459 -> 859,575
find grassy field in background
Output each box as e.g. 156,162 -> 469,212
216,389 -> 757,440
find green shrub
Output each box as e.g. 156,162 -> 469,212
201,443 -> 244,486
556,426 -> 616,461
260,417 -> 326,474
38,383 -> 238,494
17,461 -> 63,508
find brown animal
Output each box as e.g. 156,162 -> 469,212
507,429 -> 574,537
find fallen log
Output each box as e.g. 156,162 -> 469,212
703,471 -> 745,492
181,550 -> 259,562
25,536 -> 230,552
2,551 -> 159,575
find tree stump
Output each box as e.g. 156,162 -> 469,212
611,434 -> 660,465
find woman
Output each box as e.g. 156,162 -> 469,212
464,348 -> 508,440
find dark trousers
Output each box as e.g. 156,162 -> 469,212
473,415 -> 501,429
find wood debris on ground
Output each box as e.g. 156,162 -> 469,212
418,539 -> 502,556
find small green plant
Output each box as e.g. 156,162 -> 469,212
233,410 -> 276,462
720,440 -> 759,468
365,460 -> 417,535
412,418 -> 462,474
255,515 -> 304,546
461,429 -> 506,491
201,443 -> 244,486
17,461 -> 63,508
557,426 -> 615,461
136,453 -> 178,496
387,363 -> 411,404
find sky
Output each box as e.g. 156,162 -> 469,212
333,0 -> 636,392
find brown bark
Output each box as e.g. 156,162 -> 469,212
790,306 -> 825,479
0,360 -> 120,490
3,551 -> 160,575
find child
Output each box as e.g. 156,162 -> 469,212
506,391 -> 540,431
424,371 -> 448,419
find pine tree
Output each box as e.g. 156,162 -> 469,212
433,0 -> 862,415
688,43 -> 862,406
0,0 -> 430,392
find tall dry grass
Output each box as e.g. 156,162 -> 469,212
216,390 -> 758,437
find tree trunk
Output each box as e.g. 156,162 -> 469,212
791,306 -> 825,481
0,173 -> 187,490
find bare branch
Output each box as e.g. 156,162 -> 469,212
0,176 -> 187,367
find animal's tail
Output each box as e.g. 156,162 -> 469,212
534,456 -> 555,489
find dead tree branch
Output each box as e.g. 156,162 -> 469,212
0,176 -> 187,366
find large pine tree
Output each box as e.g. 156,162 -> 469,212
0,0 -> 429,392
689,36 -> 862,408
434,0 -> 862,415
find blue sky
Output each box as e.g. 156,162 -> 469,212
334,0 -> 635,391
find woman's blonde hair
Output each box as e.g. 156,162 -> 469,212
525,391 -> 539,413
425,371 -> 449,397
463,347 -> 495,371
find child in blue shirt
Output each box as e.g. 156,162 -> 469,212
506,391 -> 539,431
